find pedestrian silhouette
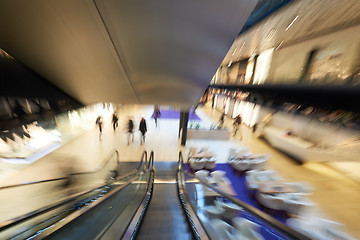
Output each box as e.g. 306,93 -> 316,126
96,116 -> 103,140
139,117 -> 147,144
112,112 -> 119,131
154,105 -> 161,127
127,117 -> 134,145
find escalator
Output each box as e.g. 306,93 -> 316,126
135,162 -> 192,240
0,150 -> 311,240
0,150 -> 150,240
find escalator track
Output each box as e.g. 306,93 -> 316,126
135,162 -> 193,240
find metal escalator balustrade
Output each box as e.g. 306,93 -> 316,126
0,150 -> 149,239
47,151 -> 154,240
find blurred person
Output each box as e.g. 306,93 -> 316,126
59,156 -> 79,195
139,117 -> 147,144
233,114 -> 242,140
112,112 -> 119,131
96,116 -> 103,140
218,112 -> 225,126
127,117 -> 134,145
154,105 -> 161,127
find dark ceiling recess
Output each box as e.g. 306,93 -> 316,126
239,0 -> 294,35
210,84 -> 360,112
0,57 -> 83,108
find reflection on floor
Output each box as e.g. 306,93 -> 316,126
0,104 -> 359,238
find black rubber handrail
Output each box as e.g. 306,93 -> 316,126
177,152 -> 209,240
122,151 -> 155,240
0,149 -> 121,190
0,150 -> 148,233
138,151 -> 148,172
178,151 -> 311,240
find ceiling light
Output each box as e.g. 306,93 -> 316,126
285,16 -> 298,31
265,30 -> 277,41
239,42 -> 245,52
232,48 -> 237,55
275,41 -> 284,50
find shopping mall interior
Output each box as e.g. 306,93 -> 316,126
0,0 -> 360,239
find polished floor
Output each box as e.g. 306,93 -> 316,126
0,104 -> 359,238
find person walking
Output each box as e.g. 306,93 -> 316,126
95,116 -> 103,140
218,112 -> 225,127
139,117 -> 147,144
112,112 -> 119,131
127,117 -> 134,145
154,105 -> 161,127
233,114 -> 242,139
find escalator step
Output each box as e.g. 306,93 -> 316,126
136,182 -> 193,240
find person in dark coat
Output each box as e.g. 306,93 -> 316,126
233,114 -> 242,139
112,112 -> 118,131
127,117 -> 134,145
218,112 -> 225,126
95,116 -> 103,140
139,117 -> 147,144
154,105 -> 161,127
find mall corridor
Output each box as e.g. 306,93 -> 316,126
0,104 -> 359,239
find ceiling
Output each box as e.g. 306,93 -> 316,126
0,0 -> 257,107
222,0 -> 360,65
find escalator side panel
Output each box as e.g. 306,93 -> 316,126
49,173 -> 150,240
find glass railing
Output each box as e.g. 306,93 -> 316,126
177,151 -> 310,240
47,151 -> 154,240
0,150 -> 149,239
0,150 -> 124,225
48,169 -> 152,239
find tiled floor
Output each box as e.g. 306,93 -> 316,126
0,103 -> 359,238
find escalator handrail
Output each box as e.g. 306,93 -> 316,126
122,150 -> 155,240
0,149 -> 121,190
138,151 -> 148,172
147,151 -> 154,170
40,151 -> 154,240
0,151 -> 148,232
178,151 -> 311,240
177,152 -> 209,240
39,173 -> 142,240
0,169 -> 140,232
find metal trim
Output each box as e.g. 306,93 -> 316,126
122,151 -> 155,240
177,152 -> 209,240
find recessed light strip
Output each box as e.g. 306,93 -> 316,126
285,15 -> 298,31
232,47 -> 238,55
275,41 -> 284,50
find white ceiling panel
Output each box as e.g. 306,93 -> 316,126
0,0 -> 258,106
